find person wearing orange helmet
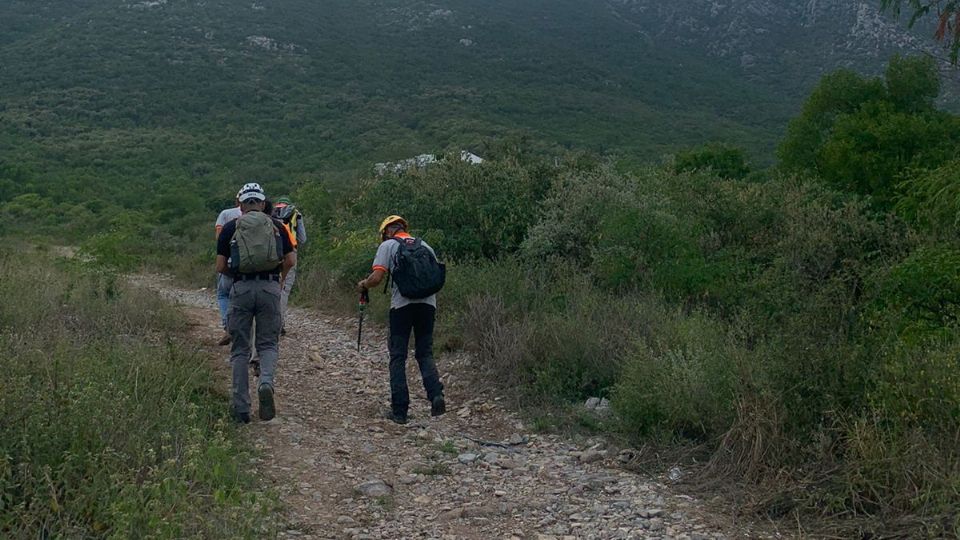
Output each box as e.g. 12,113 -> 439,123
357,215 -> 446,424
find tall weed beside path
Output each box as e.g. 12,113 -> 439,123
457,259 -> 634,400
0,246 -> 275,539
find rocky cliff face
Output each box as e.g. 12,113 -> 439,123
356,0 -> 952,100
605,0 -> 941,87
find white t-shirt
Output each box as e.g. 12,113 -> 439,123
216,207 -> 242,230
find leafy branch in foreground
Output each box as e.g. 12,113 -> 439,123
881,0 -> 960,61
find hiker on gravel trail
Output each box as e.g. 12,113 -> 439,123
216,183 -> 296,424
214,191 -> 243,346
356,215 -> 446,425
272,196 -> 307,336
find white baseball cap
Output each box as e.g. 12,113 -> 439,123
237,182 -> 266,202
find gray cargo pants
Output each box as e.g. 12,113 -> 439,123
228,277 -> 282,415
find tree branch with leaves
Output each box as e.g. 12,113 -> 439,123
881,0 -> 960,61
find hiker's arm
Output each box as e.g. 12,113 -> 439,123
357,268 -> 386,292
296,219 -> 307,246
281,251 -> 296,280
216,255 -> 229,274
215,222 -> 233,271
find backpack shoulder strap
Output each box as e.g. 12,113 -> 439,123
391,236 -> 419,247
383,237 -> 410,295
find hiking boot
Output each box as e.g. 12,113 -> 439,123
258,384 -> 275,421
217,332 -> 231,346
382,409 -> 408,425
431,395 -> 446,417
231,410 -> 251,424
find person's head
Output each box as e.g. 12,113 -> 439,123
273,196 -> 294,220
237,182 -> 266,214
378,215 -> 408,240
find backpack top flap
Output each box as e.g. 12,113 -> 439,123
391,237 -> 446,299
231,212 -> 282,273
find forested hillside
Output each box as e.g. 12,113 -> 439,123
4,0 -> 951,245
1,0 -> 950,181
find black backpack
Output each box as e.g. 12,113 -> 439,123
391,237 -> 445,299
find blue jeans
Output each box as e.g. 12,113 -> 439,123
217,273 -> 234,329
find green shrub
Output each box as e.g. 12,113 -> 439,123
896,158 -> 960,232
460,259 -> 633,401
613,305 -> 739,440
292,179 -> 333,236
673,143 -> 751,180
348,157 -> 553,260
867,245 -> 960,342
870,339 -> 960,431
522,166 -> 720,296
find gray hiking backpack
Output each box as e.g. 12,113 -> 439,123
229,212 -> 283,273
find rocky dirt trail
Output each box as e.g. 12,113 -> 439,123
131,275 -> 777,540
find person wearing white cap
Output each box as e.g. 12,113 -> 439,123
216,183 -> 296,423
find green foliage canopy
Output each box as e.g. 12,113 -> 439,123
673,143 -> 751,180
778,55 -> 960,208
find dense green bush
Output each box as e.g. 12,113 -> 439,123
458,258 -> 635,400
346,157 -> 553,260
524,164 -> 900,436
896,158 -> 960,232
613,305 -> 739,440
778,68 -> 886,173
673,143 -> 751,180
522,167 -> 730,298
866,245 -> 960,341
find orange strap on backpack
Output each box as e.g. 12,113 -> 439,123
282,222 -> 297,248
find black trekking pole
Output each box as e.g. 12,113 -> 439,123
357,288 -> 369,352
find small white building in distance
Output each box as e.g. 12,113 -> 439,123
459,150 -> 484,164
375,150 -> 484,175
